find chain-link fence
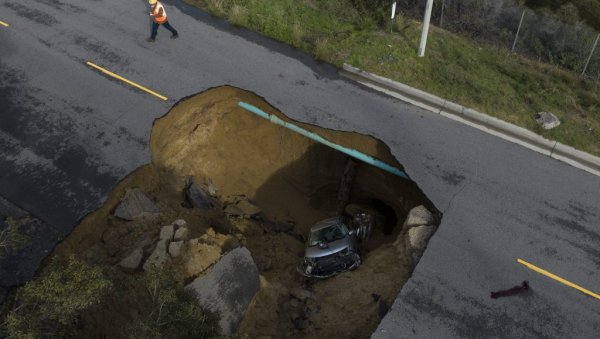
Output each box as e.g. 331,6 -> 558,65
393,0 -> 600,80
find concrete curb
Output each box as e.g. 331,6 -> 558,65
340,63 -> 600,177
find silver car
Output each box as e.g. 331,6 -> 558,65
298,214 -> 372,279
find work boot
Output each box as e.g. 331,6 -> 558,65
146,37 -> 155,42
171,33 -> 179,39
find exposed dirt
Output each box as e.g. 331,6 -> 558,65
52,86 -> 437,338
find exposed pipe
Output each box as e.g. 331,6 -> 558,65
238,101 -> 411,180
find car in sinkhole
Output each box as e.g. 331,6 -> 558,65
298,210 -> 374,279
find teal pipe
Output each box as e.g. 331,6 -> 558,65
238,101 -> 411,180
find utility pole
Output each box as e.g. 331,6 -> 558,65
418,0 -> 434,57
390,1 -> 397,33
512,10 -> 526,52
581,33 -> 600,77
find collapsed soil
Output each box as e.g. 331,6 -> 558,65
53,86 -> 436,338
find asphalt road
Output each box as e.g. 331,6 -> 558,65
1,0 -> 599,337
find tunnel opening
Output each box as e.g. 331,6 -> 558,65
356,198 -> 399,235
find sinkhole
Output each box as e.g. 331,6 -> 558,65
53,86 -> 441,338
149,86 -> 441,337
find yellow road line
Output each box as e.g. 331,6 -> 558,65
0,20 -> 9,27
85,61 -> 167,101
517,258 -> 600,300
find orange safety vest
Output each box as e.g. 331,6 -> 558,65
152,2 -> 168,24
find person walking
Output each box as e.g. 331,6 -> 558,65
147,0 -> 178,42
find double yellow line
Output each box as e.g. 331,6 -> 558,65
517,258 -> 600,300
86,61 -> 167,101
0,20 -> 9,27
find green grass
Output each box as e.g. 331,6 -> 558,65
185,0 -> 600,156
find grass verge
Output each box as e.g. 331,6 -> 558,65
184,0 -> 600,156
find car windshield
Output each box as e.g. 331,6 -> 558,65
308,223 -> 348,246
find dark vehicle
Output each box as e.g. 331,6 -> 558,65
298,210 -> 374,279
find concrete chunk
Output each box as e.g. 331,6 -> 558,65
408,225 -> 436,250
168,241 -> 184,258
407,225 -> 436,262
186,247 -> 259,335
118,248 -> 144,270
160,225 -> 175,240
143,239 -> 170,271
114,188 -> 159,221
404,206 -> 434,227
174,226 -> 190,241
173,219 -> 187,227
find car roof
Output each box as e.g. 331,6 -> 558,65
310,217 -> 345,232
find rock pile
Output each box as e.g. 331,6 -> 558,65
116,219 -> 191,271
142,219 -> 190,271
116,217 -> 242,284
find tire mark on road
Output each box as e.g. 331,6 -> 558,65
32,0 -> 85,14
74,35 -> 130,66
3,2 -> 59,26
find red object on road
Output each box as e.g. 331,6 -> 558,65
491,281 -> 530,299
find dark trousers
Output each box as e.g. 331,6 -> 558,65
151,21 -> 178,39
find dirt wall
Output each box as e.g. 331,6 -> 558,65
151,86 -> 433,234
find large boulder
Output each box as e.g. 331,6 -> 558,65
114,188 -> 159,221
186,247 -> 260,335
404,205 -> 434,227
535,112 -> 560,130
408,225 -> 436,250
407,225 -> 436,262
